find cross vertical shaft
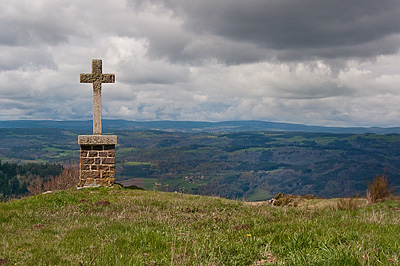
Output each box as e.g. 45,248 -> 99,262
80,59 -> 115,135
93,82 -> 102,135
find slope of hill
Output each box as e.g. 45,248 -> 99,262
1,119 -> 400,134
0,187 -> 399,265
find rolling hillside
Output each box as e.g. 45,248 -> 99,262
1,127 -> 400,200
0,187 -> 399,265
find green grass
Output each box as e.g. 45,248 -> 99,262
140,178 -> 160,190
1,188 -> 399,265
54,150 -> 76,158
62,131 -> 78,137
117,147 -> 140,156
42,147 -> 76,159
43,147 -> 64,152
247,188 -> 273,202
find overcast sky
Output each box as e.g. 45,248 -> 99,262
1,0 -> 400,127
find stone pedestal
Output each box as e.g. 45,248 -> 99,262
78,135 -> 117,187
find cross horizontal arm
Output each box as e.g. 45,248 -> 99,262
80,73 -> 95,83
80,73 -> 115,83
101,74 -> 115,83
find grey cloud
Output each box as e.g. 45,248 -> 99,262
0,46 -> 56,71
0,20 -> 69,47
117,59 -> 190,85
0,96 -> 92,121
275,83 -> 351,100
131,0 -> 400,63
0,1 -> 86,47
182,37 -> 269,64
142,23 -> 192,63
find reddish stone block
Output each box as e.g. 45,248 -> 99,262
99,151 -> 108,157
81,164 -> 90,171
80,150 -> 89,157
89,151 -> 98,157
80,170 -> 91,179
81,158 -> 94,165
99,165 -> 110,171
107,150 -> 115,157
102,158 -> 115,164
94,158 -> 101,164
82,170 -> 99,179
88,171 -> 100,179
102,171 -> 115,178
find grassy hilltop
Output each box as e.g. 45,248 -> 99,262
0,187 -> 399,265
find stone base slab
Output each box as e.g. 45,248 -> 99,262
78,135 -> 117,145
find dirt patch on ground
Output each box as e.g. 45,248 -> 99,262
251,251 -> 277,265
95,200 -> 111,206
0,258 -> 10,265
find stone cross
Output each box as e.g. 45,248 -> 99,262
80,59 -> 115,135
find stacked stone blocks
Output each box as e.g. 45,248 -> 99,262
78,135 -> 117,187
80,145 -> 115,186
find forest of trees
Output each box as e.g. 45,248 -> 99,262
0,161 -> 63,200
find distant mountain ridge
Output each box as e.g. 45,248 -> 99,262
1,119 -> 400,134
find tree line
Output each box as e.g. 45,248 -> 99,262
0,160 -> 63,200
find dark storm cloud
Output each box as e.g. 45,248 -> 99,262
132,0 -> 400,62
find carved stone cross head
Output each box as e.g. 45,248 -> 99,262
80,59 -> 115,135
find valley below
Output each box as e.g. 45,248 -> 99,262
1,121 -> 400,200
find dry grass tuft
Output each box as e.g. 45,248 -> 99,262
336,195 -> 363,210
366,174 -> 393,204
